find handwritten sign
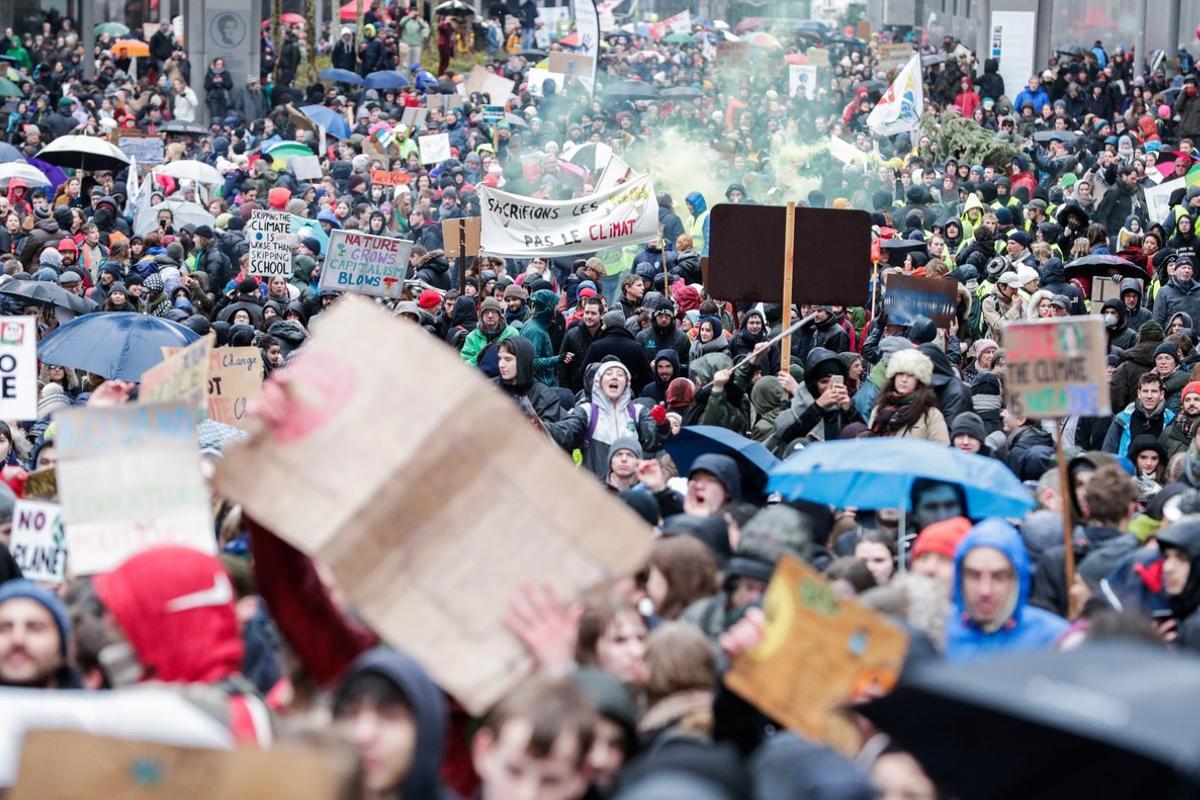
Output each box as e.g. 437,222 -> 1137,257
0,318 -> 37,420
289,154 -> 322,181
117,134 -> 164,165
464,65 -> 515,103
370,169 -> 411,186
1004,317 -> 1108,419
9,500 -> 66,584
878,42 -> 915,72
883,275 -> 959,327
247,210 -> 294,278
319,229 -> 414,299
139,335 -> 212,421
724,554 -> 909,755
418,133 -> 451,165
55,403 -> 195,460
164,346 -> 263,430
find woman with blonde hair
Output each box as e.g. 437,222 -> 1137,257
1026,288 -> 1055,320
637,622 -> 717,749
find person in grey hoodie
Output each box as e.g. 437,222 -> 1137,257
1119,277 -> 1153,331
1154,257 -> 1200,328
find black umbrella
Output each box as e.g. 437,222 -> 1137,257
0,280 -> 90,315
860,643 -> 1200,799
519,48 -> 547,60
858,78 -> 887,92
603,80 -> 659,101
880,238 -> 927,267
434,0 -> 474,15
1031,129 -> 1080,146
660,86 -> 703,100
1057,44 -> 1086,57
921,53 -> 946,67
160,120 -> 209,136
1064,254 -> 1146,282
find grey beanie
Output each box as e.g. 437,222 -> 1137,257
607,436 -> 644,463
602,309 -> 627,329
950,411 -> 987,443
879,335 -> 912,361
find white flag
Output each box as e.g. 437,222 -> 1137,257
867,53 -> 925,137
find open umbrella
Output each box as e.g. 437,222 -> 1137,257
665,426 -> 780,504
921,53 -> 946,67
318,67 -> 364,85
519,48 -> 548,60
36,135 -> 130,172
153,160 -> 224,185
299,104 -> 352,140
0,77 -> 21,98
660,86 -> 703,100
263,140 -> 316,169
263,12 -> 306,26
0,280 -> 90,315
504,112 -> 529,129
38,313 -> 201,381
1031,129 -> 1080,146
769,436 -> 1033,520
134,197 -> 216,236
603,80 -> 659,101
110,39 -> 150,58
1063,254 -> 1146,282
664,32 -> 695,44
0,143 -> 23,164
565,141 -> 614,172
160,120 -> 209,136
93,21 -> 130,37
363,70 -> 410,90
860,643 -> 1200,799
434,0 -> 474,15
558,32 -> 581,47
747,31 -> 782,49
0,162 -> 51,187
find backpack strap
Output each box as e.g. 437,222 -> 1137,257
587,402 -> 600,441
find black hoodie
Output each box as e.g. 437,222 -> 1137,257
1102,298 -> 1137,352
1038,257 -> 1086,314
493,336 -> 564,422
918,343 -> 971,426
445,296 -> 478,350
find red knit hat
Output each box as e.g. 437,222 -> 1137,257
1184,381 -> 1200,401
417,289 -> 442,310
911,516 -> 972,561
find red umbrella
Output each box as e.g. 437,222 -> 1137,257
340,1 -> 390,22
558,32 -> 581,47
263,13 -> 306,27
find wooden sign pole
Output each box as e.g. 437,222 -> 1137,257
780,201 -> 796,368
1056,421 -> 1076,608
459,220 -> 467,294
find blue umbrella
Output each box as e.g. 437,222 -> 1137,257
299,104 -> 352,140
317,67 -> 364,85
38,314 -> 201,381
363,70 -> 410,90
769,438 -> 1034,519
664,425 -> 780,504
0,143 -> 22,164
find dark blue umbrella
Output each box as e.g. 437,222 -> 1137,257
664,425 -> 780,504
38,314 -> 201,381
299,104 -> 352,140
363,70 -> 410,90
0,143 -> 22,164
317,67 -> 364,85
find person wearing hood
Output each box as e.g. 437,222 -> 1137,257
688,316 -> 730,363
1101,298 -> 1137,352
544,360 -> 667,478
461,296 -> 518,375
1157,517 -> 1200,651
657,193 -> 686,252
519,288 -> 562,386
770,347 -> 862,450
1037,257 -> 1086,314
684,191 -> 710,256
724,182 -> 749,204
559,295 -> 604,392
945,519 -> 1068,663
641,349 -> 681,404
748,376 -> 789,443
635,300 -> 690,376
494,336 -> 564,424
1168,214 -> 1198,263
444,295 -> 479,351
916,340 -> 971,427
1103,371 -> 1175,457
587,310 -> 654,394
1110,319 -> 1165,411
413,249 -> 452,291
671,237 -> 703,286
728,309 -> 775,372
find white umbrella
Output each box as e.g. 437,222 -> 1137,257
134,197 -> 216,236
153,159 -> 224,186
36,135 -> 131,172
0,162 -> 51,188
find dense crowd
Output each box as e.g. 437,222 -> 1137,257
1,2 -> 1200,799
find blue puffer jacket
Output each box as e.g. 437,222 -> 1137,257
945,519 -> 1069,663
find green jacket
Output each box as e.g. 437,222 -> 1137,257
460,323 -> 517,366
519,290 -> 561,386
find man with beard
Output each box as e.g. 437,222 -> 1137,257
0,580 -> 79,689
1162,381 -> 1200,459
1104,372 -> 1175,458
636,299 -> 690,369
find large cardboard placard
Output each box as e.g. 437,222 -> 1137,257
214,298 -> 653,714
547,51 -> 594,77
139,335 -> 212,421
163,346 -> 263,429
464,65 -> 514,103
883,274 -> 960,327
418,133 -> 451,165
319,229 -> 414,299
1004,317 -> 1108,419
724,554 -> 909,755
8,500 -> 66,584
54,402 -> 215,575
0,317 -> 38,420
479,174 -> 658,259
877,42 -> 915,72
10,730 -> 353,800
442,216 -> 481,258
247,210 -> 295,278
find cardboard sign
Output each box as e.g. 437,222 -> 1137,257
319,229 -> 414,299
0,317 -> 37,421
371,169 -> 411,186
708,205 -> 873,306
724,554 -> 909,755
418,133 -> 451,165
717,41 -> 752,63
247,209 -> 295,278
24,466 -> 56,500
789,64 -> 818,99
1091,276 -> 1123,304
883,274 -> 960,327
164,346 -> 264,430
139,335 -> 212,421
548,51 -> 594,77
1004,317 -> 1109,419
213,298 -> 653,714
426,93 -> 464,111
54,402 -> 215,576
8,500 -> 66,584
806,46 -> 830,67
442,216 -> 481,258
10,730 -> 353,800
118,134 -> 164,165
402,106 -> 429,130
877,42 -> 915,72
479,174 -> 659,258
464,65 -> 515,103
289,154 -> 322,181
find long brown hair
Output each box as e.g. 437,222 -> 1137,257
649,536 -> 720,620
869,376 -> 941,436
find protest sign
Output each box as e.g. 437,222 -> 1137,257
8,500 -> 66,584
370,169 -> 411,186
1146,177 -> 1182,225
479,104 -> 506,126
877,42 -> 915,72
164,345 -> 263,429
319,229 -> 414,299
289,154 -> 322,181
418,133 -> 451,165
118,133 -> 164,164
24,467 -> 57,500
547,51 -> 594,77
528,68 -> 564,97
1004,317 -> 1109,419
401,106 -> 428,129
214,298 -> 653,714
442,216 -> 481,259
883,274 -> 960,327
10,730 -> 354,800
789,64 -> 817,99
54,402 -> 214,575
479,173 -> 658,259
708,204 -> 872,306
716,41 -> 752,63
139,335 -> 212,421
806,46 -> 830,66
247,209 -> 294,278
724,554 -> 909,755
0,317 -> 38,421
464,65 -> 514,103
425,93 -> 463,111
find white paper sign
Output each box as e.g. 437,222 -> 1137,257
789,64 -> 817,99
9,500 -> 66,584
1146,177 -> 1183,226
289,154 -> 322,181
247,209 -> 294,278
480,173 -> 659,258
0,318 -> 38,421
418,133 -> 451,166
528,68 -> 564,98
